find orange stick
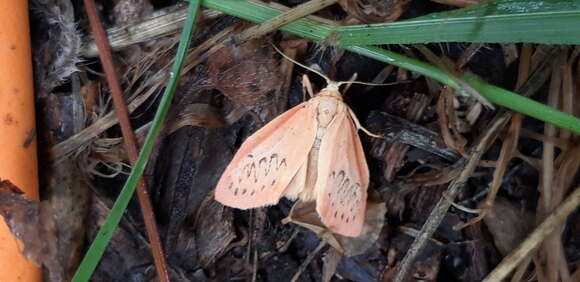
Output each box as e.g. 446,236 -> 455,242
0,1 -> 42,281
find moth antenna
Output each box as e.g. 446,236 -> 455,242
271,44 -> 332,85
342,73 -> 358,94
273,44 -> 404,90
336,80 -> 404,87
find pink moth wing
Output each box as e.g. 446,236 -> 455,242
215,102 -> 318,209
315,104 -> 369,237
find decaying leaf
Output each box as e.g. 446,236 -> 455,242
208,39 -> 281,106
483,197 -> 534,256
0,179 -> 63,281
338,0 -> 410,23
283,196 -> 386,257
40,92 -> 92,280
195,193 -> 236,267
88,195 -> 155,281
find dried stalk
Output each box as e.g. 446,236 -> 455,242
83,7 -> 222,57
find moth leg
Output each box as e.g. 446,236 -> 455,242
302,74 -> 315,99
348,107 -> 384,139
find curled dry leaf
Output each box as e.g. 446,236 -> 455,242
208,39 -> 281,106
283,196 -> 386,257
0,180 -> 63,281
338,0 -> 410,23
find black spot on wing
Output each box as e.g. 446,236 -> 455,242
326,169 -> 365,223
239,153 -> 288,185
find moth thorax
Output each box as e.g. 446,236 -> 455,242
318,89 -> 342,100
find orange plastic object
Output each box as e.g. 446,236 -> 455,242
0,1 -> 42,281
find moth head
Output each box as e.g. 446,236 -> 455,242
323,81 -> 341,92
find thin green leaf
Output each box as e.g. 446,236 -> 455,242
71,1 -> 201,281
339,0 -> 580,45
202,0 -> 580,45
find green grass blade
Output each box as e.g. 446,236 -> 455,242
339,0 -> 580,45
464,73 -> 580,133
202,0 -> 580,45
71,1 -> 201,281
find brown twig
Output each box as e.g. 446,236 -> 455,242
483,185 -> 580,281
82,1 -> 169,281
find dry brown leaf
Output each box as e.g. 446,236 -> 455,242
0,179 -> 64,281
483,197 -> 534,256
208,39 -> 281,106
195,194 -> 236,267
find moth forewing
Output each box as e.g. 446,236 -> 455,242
314,103 -> 369,237
214,103 -> 318,209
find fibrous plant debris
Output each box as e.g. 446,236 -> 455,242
7,0 -> 579,281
